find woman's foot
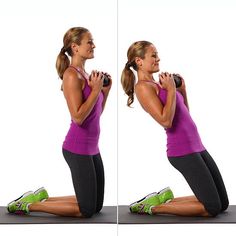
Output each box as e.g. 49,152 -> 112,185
7,187 -> 49,214
7,191 -> 36,214
129,187 -> 174,214
157,187 -> 174,204
34,187 -> 49,202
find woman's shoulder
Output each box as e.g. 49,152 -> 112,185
135,80 -> 159,94
64,67 -> 84,80
62,67 -> 85,91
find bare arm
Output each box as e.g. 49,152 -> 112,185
63,69 -> 103,125
135,73 -> 176,128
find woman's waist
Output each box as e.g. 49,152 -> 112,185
69,120 -> 100,132
167,135 -> 202,144
166,131 -> 202,145
64,135 -> 99,143
65,125 -> 100,140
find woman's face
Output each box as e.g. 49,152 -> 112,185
76,31 -> 95,59
141,44 -> 160,73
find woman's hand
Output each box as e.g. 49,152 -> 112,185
159,72 -> 175,91
175,74 -> 186,94
100,72 -> 112,112
174,74 -> 189,110
88,70 -> 103,93
101,72 -> 112,94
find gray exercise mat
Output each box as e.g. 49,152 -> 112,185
118,205 -> 236,224
0,206 -> 117,224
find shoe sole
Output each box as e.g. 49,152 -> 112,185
157,187 -> 171,195
34,187 -> 46,195
130,192 -> 157,206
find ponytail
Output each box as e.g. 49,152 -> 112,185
121,62 -> 136,107
56,47 -> 70,80
121,40 -> 153,107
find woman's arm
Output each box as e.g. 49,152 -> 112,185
63,69 -> 103,125
135,73 -> 176,128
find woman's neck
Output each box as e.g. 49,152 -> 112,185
71,57 -> 86,72
137,70 -> 154,81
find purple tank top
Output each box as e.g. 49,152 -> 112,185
62,67 -> 104,155
153,82 -> 205,157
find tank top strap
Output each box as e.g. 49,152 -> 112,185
69,65 -> 89,82
156,83 -> 162,90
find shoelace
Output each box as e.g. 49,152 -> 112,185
137,204 -> 146,213
15,201 -> 27,214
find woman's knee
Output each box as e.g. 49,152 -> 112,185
95,205 -> 103,214
80,205 -> 96,218
95,200 -> 104,213
221,199 -> 229,213
205,202 -> 222,217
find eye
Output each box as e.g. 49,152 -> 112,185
152,53 -> 158,58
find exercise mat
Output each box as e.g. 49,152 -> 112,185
0,206 -> 117,224
118,205 -> 236,224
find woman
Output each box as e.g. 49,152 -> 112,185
121,40 -> 228,217
7,27 -> 112,218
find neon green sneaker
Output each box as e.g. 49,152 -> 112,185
129,187 -> 174,214
136,203 -> 154,215
34,187 -> 49,202
14,202 -> 31,215
129,192 -> 161,214
157,187 -> 174,204
7,191 -> 36,214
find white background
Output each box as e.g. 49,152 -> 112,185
118,0 -> 236,234
1,0 -> 236,235
0,0 -> 117,235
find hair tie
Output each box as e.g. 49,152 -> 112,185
60,46 -> 66,54
125,61 -> 131,69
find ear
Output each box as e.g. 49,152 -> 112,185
71,43 -> 79,53
135,57 -> 142,67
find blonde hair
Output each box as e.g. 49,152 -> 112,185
121,40 -> 152,106
56,27 -> 89,79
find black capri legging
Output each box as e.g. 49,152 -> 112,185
168,150 -> 229,216
63,149 -> 105,218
